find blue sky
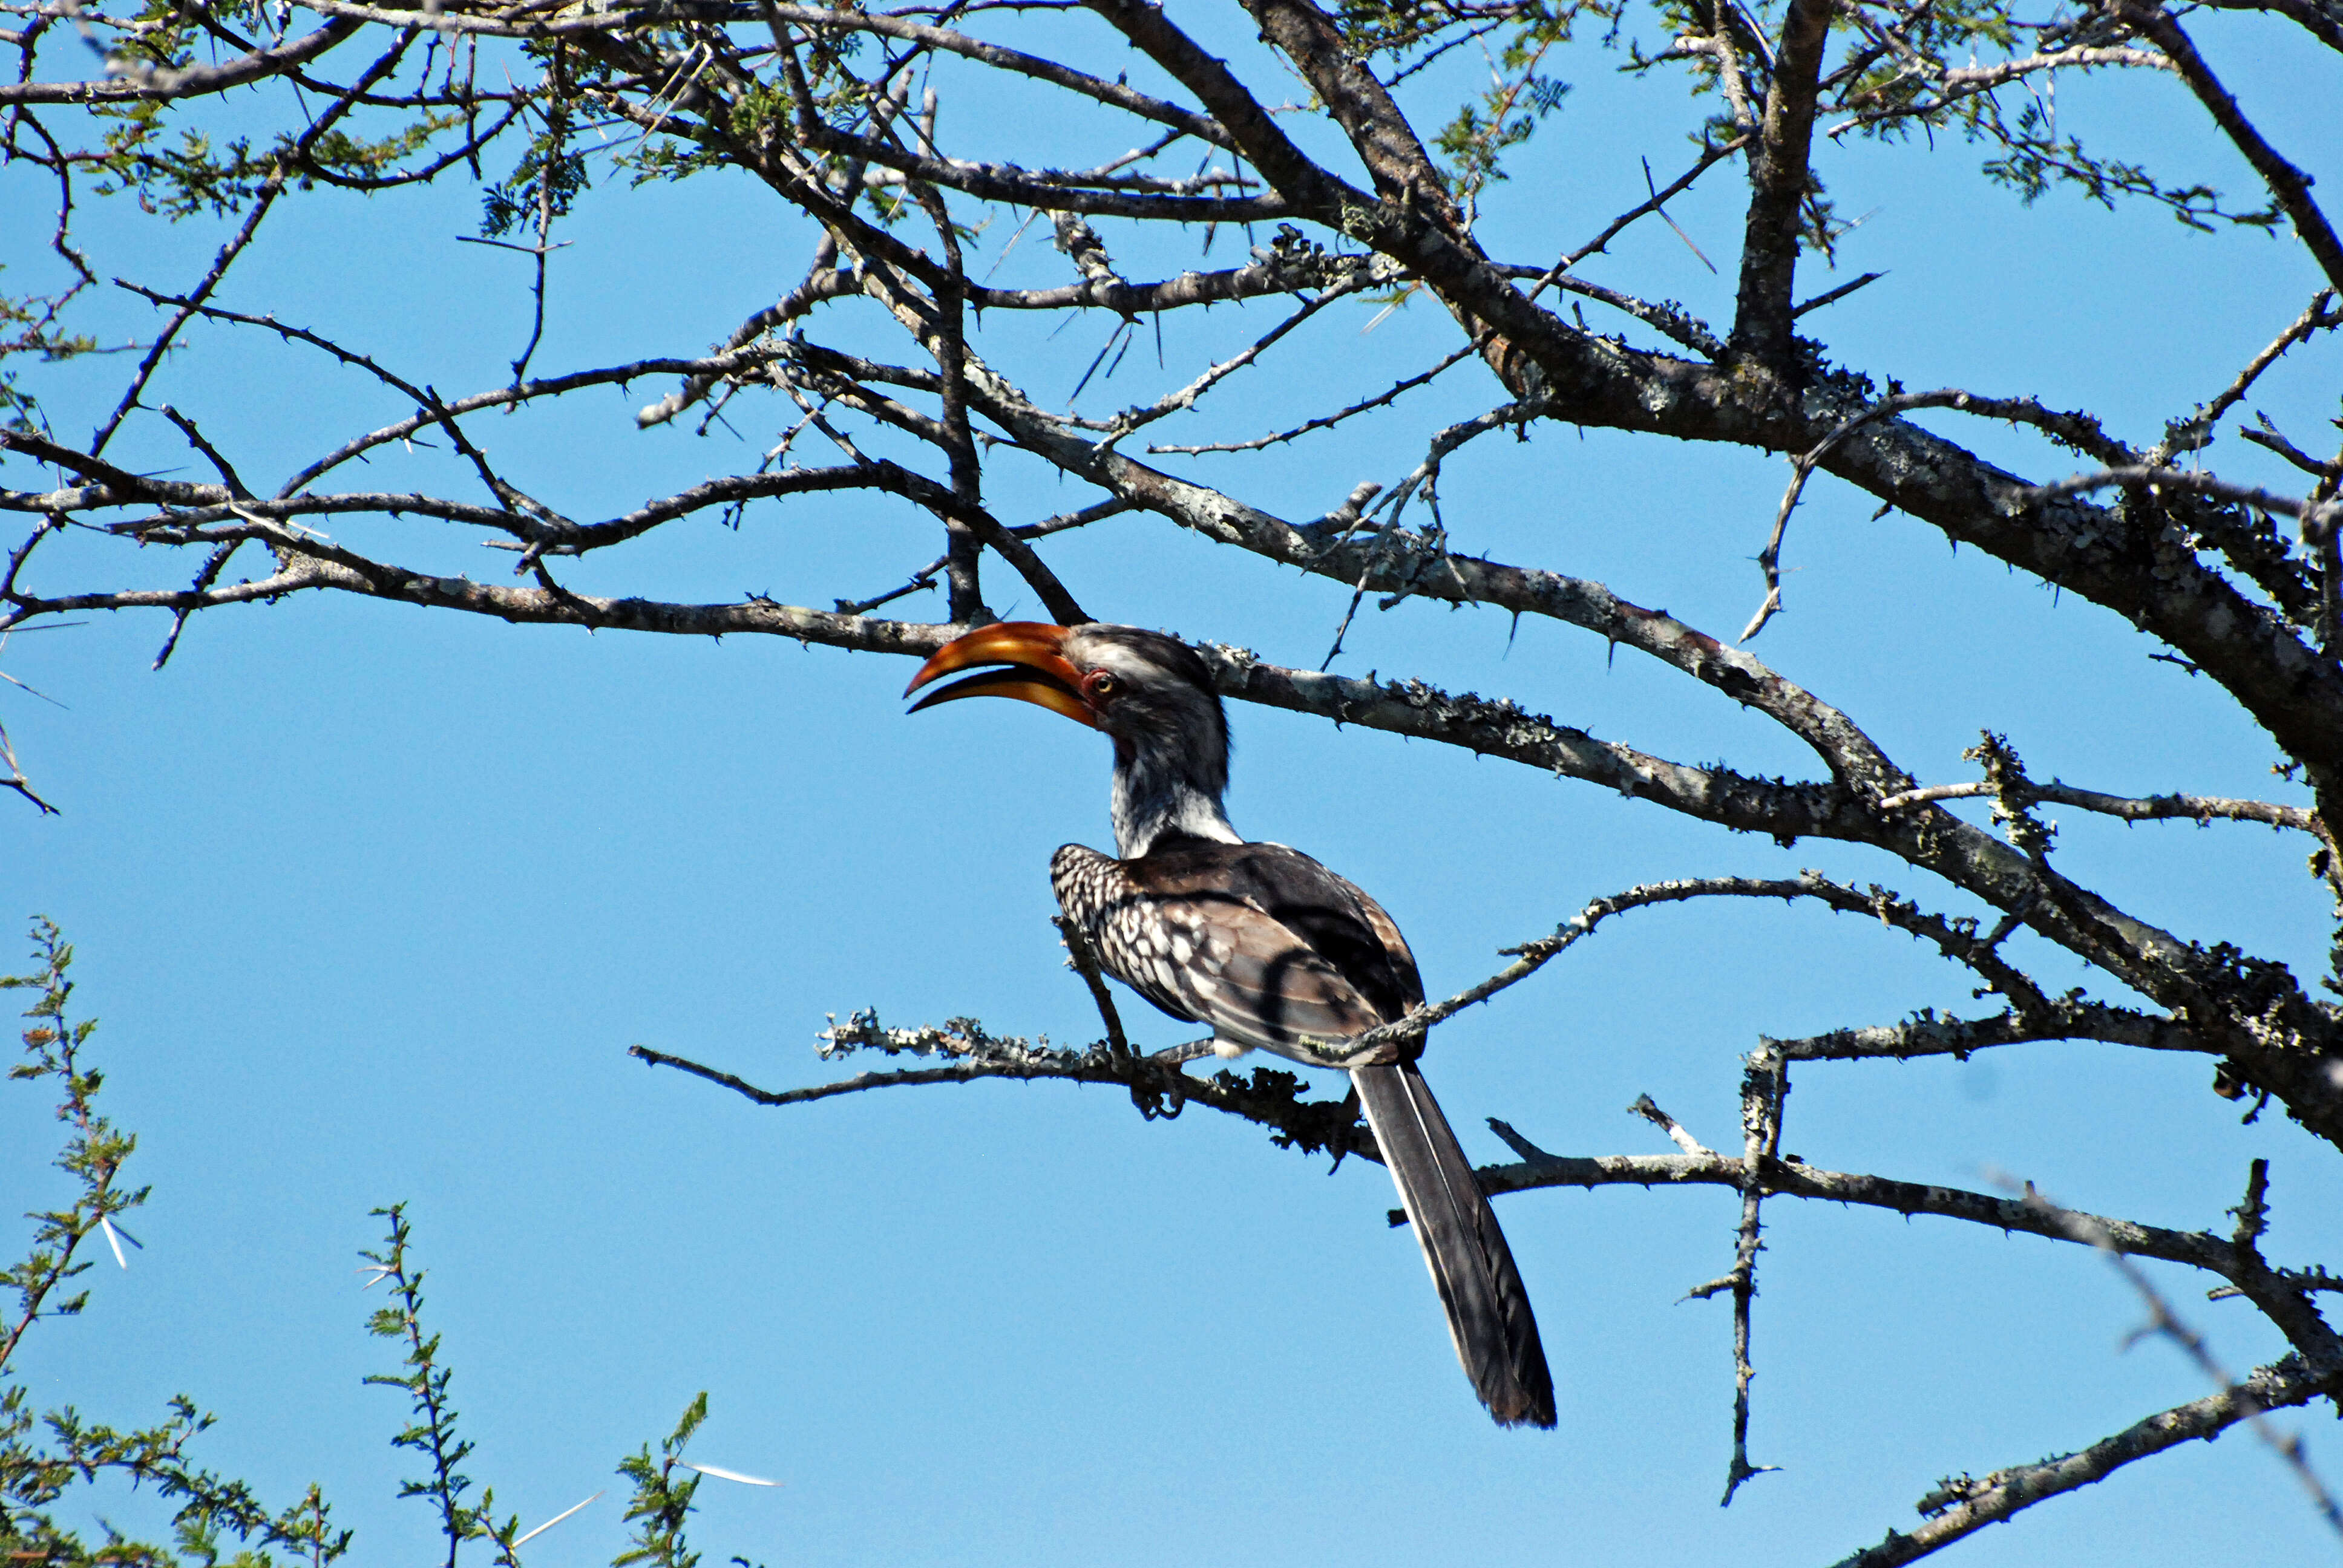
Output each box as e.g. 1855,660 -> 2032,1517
5,6 -> 2342,1565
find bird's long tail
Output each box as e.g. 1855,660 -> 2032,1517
1351,1062 -> 1556,1428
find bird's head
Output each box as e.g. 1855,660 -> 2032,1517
905,622 -> 1236,856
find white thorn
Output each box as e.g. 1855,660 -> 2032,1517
684,1463 -> 782,1488
513,1489 -> 604,1546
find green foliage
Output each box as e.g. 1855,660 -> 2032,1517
1342,1 -> 1606,203
1830,0 -> 2278,232
1333,0 -> 1453,56
1840,0 -> 2021,80
361,1205 -> 500,1562
482,101 -> 590,240
726,81 -> 794,146
1,918 -> 145,1362
1434,73 -> 1571,198
2326,910 -> 2342,1001
1978,99 -> 2282,232
306,116 -> 470,189
1,274 -> 100,435
362,1205 -> 554,1568
110,0 -> 209,74
356,1218 -> 742,1568
63,4 -> 457,224
1625,0 -> 2272,234
0,918 -> 352,1568
90,107 -> 266,220
615,139 -> 730,189
91,105 -> 465,221
1336,0 -> 1612,62
13,1400 -> 348,1568
482,43 -> 621,235
1,920 -> 753,1568
613,1394 -> 709,1568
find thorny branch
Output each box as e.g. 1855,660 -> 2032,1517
635,975 -> 2343,1537
1716,1044 -> 1787,1506
634,998 -> 2324,1299
2004,1169 -> 2343,1537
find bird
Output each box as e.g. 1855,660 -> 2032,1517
905,621 -> 1556,1428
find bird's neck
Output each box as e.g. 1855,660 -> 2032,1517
1110,739 -> 1240,859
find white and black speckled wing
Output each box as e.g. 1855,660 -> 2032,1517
1050,837 -> 1418,1060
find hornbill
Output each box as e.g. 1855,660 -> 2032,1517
906,622 -> 1556,1428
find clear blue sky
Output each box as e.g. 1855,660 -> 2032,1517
5,7 -> 2341,1565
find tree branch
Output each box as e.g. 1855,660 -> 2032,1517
2114,0 -> 2343,292
1878,777 -> 2316,831
1729,0 -> 1836,367
1826,1356 -> 2336,1566
0,15 -> 361,103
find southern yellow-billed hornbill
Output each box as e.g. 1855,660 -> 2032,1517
906,622 -> 1556,1429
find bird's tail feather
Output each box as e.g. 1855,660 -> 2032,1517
1352,1062 -> 1556,1429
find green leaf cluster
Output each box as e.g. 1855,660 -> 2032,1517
1,920 -> 353,1568
361,1205 -> 496,1556
4,923 -> 753,1568
91,105 -> 468,221
0,277 -> 100,434
482,95 -> 591,240
1978,98 -> 2282,232
612,1393 -> 709,1568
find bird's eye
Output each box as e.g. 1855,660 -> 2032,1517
1084,670 -> 1119,701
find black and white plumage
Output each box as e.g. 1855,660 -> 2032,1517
906,622 -> 1556,1429
1047,837 -> 1413,1062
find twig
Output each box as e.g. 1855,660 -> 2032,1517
1746,387 -> 2133,641
1830,1356 -> 2332,1567
1559,137 -> 1751,278
154,405 -> 249,495
1716,1044 -> 1786,1506
2112,1 -> 2343,293
834,555 -> 946,616
631,1016 -> 1373,1158
1999,1171 -> 2343,1539
1147,343 -> 1475,456
1340,869 -> 2051,1066
1315,400 -> 1528,665
2025,465 -> 2343,543
1774,998 -> 2204,1064
659,995 -> 2332,1301
2154,288 -> 2340,462
1877,777 -> 2314,831
1792,270 -> 1886,316
0,717 -> 58,815
1642,155 -> 1716,273
151,542 -> 241,670
1629,1094 -> 1716,1157
91,32 -> 418,457
2243,418 -> 2343,483
1103,272 -> 1381,442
